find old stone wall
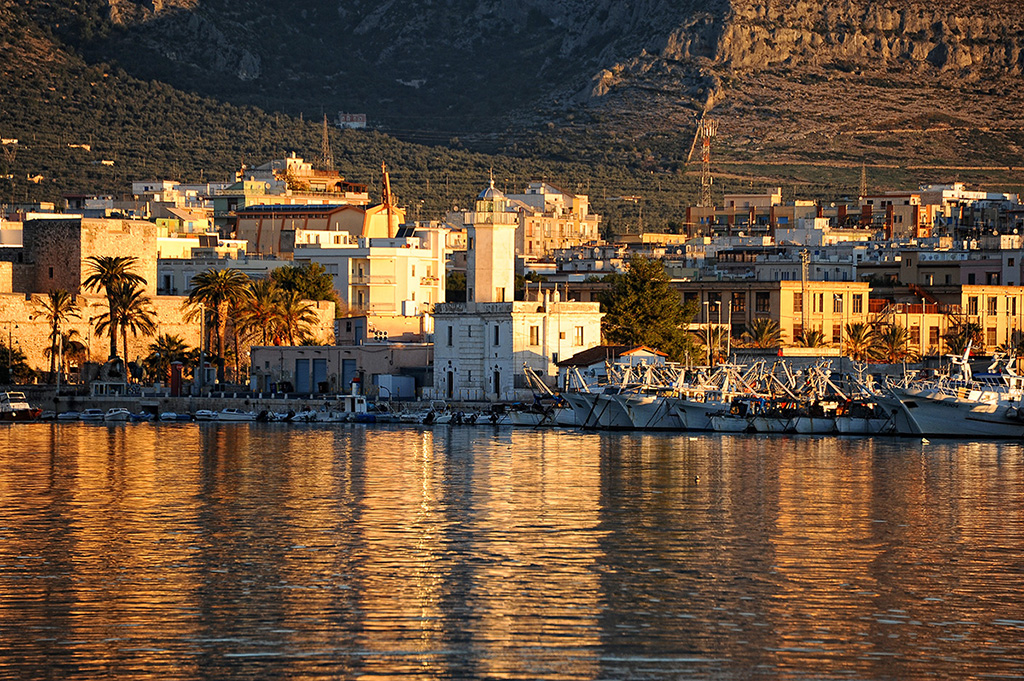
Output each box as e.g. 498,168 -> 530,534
21,218 -> 159,296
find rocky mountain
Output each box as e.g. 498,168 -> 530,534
2,0 -> 1023,215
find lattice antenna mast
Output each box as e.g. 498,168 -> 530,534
317,114 -> 334,171
698,118 -> 718,208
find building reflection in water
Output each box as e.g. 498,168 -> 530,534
1,425 -> 1023,679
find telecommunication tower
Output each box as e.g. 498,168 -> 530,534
697,118 -> 718,208
317,114 -> 334,171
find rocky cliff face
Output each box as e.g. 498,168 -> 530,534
714,1 -> 1024,75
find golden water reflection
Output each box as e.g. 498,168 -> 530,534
1,424 -> 1023,679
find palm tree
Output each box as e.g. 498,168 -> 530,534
82,255 -> 146,359
238,278 -> 284,346
277,290 -> 319,345
115,283 -> 158,368
742,318 -> 781,348
187,268 -> 252,380
144,333 -> 190,382
43,329 -> 84,379
795,328 -> 827,348
944,317 -> 984,355
843,322 -> 876,362
696,326 -> 728,365
875,324 -> 915,364
35,289 -> 80,378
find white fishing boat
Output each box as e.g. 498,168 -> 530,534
791,416 -> 836,434
617,392 -> 683,430
875,348 -> 1024,438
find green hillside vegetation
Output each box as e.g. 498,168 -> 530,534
3,3 -> 1024,235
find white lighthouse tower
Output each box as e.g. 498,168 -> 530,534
466,178 -> 517,303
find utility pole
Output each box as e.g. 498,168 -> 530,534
800,249 -> 810,338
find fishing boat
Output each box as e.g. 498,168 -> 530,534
874,348 -> 1024,437
0,391 -> 42,422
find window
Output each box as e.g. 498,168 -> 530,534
48,267 -> 53,279
968,273 -> 976,285
1012,298 -> 1018,317
468,237 -> 474,250
987,327 -> 997,347
968,296 -> 979,316
732,292 -> 745,313
816,293 -> 825,313
792,323 -> 803,340
833,294 -> 843,314
493,324 -> 500,346
529,325 -> 539,346
793,292 -> 803,313
447,326 -> 453,347
411,265 -> 416,277
574,326 -> 584,346
853,295 -> 863,314
929,326 -> 940,347
988,297 -> 997,316
910,326 -> 920,346
833,324 -> 842,343
755,292 -> 771,314
559,331 -> 566,340
346,321 -> 352,333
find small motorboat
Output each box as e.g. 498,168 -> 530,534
57,411 -> 81,421
103,408 -> 131,422
79,408 -> 106,422
159,412 -> 192,421
0,391 -> 42,422
193,409 -> 216,421
215,408 -> 254,422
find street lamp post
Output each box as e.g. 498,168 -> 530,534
702,300 -> 710,367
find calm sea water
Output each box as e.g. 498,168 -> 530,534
1,423 -> 1023,680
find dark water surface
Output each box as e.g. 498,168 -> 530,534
1,423 -> 1023,680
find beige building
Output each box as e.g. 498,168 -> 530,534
675,280 -> 873,346
508,182 -> 601,258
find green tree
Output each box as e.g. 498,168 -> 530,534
445,270 -> 467,303
34,289 -> 80,378
795,328 -> 827,348
277,290 -> 320,345
0,342 -> 34,385
270,262 -> 337,303
187,268 -> 252,380
82,255 -> 146,359
741,318 -> 781,348
144,333 -> 190,382
843,322 -> 876,362
944,317 -> 984,355
875,324 -> 915,364
238,278 -> 284,346
599,256 -> 698,362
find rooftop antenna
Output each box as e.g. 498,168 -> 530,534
317,114 -> 334,171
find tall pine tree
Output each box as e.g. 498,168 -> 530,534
599,256 -> 699,362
